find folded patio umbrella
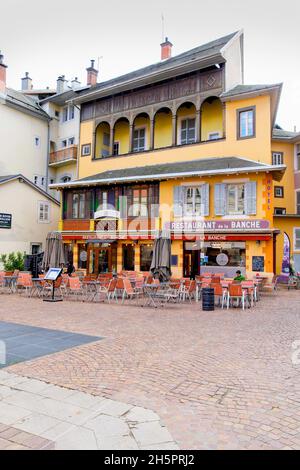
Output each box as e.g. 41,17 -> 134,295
150,235 -> 171,282
42,232 -> 66,271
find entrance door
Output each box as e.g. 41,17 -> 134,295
184,249 -> 200,278
87,245 -> 112,275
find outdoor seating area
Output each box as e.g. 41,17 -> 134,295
0,269 -> 283,309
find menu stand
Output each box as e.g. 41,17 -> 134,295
43,268 -> 63,303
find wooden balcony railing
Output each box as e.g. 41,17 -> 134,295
49,145 -> 78,165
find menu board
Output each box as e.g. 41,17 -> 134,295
0,213 -> 12,229
44,268 -> 63,281
252,256 -> 264,272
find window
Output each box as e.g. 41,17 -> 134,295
62,140 -> 67,148
227,184 -> 245,215
208,132 -> 220,140
34,176 -> 38,185
297,192 -> 300,215
140,244 -> 153,271
274,208 -> 286,215
103,133 -> 110,146
294,228 -> 300,250
274,186 -> 284,198
31,243 -> 42,254
68,137 -> 75,146
34,136 -> 40,147
131,188 -> 148,217
184,187 -> 202,216
272,152 -> 284,166
238,107 -> 255,139
41,177 -> 45,187
296,144 -> 300,171
62,105 -> 75,122
180,118 -> 196,145
78,244 -> 87,269
81,144 -> 91,156
55,110 -> 60,118
38,202 -> 50,223
113,142 -> 119,156
102,192 -> 108,210
50,178 -> 55,185
61,175 -> 71,183
34,175 -> 46,188
72,193 -> 85,219
133,128 -> 146,152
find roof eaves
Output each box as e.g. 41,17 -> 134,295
0,174 -> 60,205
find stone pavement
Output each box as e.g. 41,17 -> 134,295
0,370 -> 178,450
0,290 -> 300,449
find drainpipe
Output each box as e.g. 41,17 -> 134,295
45,119 -> 51,193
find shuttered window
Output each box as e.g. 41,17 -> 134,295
214,182 -> 256,216
180,118 -> 196,145
173,185 -> 209,217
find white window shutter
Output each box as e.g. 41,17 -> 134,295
245,182 -> 257,215
173,186 -> 183,217
214,184 -> 226,215
201,184 -> 210,216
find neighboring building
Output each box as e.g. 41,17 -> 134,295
0,175 -> 60,256
0,54 -> 50,190
50,31 -> 300,277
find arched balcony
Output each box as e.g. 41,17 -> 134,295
113,117 -> 130,156
154,107 -> 172,149
95,121 -> 111,159
132,112 -> 151,153
176,102 -> 197,146
200,96 -> 223,141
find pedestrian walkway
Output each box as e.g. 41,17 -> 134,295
0,371 -> 178,450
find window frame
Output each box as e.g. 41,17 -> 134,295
237,106 -> 256,140
296,190 -> 300,215
133,127 -> 147,153
183,186 -> 202,216
81,144 -> 91,156
113,141 -> 120,156
274,186 -> 284,198
274,207 -> 286,215
294,227 -> 300,251
272,152 -> 284,166
178,116 -> 196,145
38,201 -> 50,224
226,183 -> 245,215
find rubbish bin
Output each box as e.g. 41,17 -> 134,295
202,287 -> 215,311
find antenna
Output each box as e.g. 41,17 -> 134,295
97,56 -> 103,71
161,13 -> 165,42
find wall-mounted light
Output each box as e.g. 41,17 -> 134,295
215,63 -> 221,69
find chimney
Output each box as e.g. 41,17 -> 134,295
56,75 -> 67,94
160,37 -> 173,60
71,77 -> 81,90
86,59 -> 98,86
21,72 -> 32,91
0,52 -> 7,94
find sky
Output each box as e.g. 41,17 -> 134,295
1,0 -> 300,131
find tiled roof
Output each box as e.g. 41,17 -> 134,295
39,87 -> 89,106
221,84 -> 282,98
74,32 -> 239,102
272,128 -> 300,140
5,88 -> 50,120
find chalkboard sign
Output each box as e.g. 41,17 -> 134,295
0,213 -> 12,229
252,256 -> 264,272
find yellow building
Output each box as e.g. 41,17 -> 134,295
50,31 -> 300,278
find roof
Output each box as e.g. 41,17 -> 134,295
72,31 -> 240,104
4,88 -> 50,120
272,128 -> 300,142
221,83 -> 282,99
0,174 -> 60,205
50,156 -> 286,189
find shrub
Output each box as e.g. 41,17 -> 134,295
0,252 -> 25,271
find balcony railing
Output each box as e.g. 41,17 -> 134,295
49,145 -> 78,166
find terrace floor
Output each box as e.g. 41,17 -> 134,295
0,290 -> 300,449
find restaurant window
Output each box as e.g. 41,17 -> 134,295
237,107 -> 255,139
274,186 -> 284,198
78,244 -> 87,269
294,228 -> 300,251
184,187 -> 202,216
227,184 -> 245,215
64,243 -> 73,264
122,244 -> 135,271
180,118 -> 196,145
133,128 -> 146,152
140,244 -> 153,271
272,152 -> 284,166
72,193 -> 85,219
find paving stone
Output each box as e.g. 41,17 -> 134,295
55,426 -> 98,450
85,414 -> 130,438
14,413 -> 62,435
0,402 -> 31,425
131,421 -> 174,447
62,390 -> 106,409
125,406 -> 160,423
90,398 -> 132,417
97,435 -> 139,450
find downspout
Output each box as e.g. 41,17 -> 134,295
45,118 -> 51,193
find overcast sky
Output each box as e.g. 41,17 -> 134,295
1,0 -> 299,130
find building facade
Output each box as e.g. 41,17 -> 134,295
51,31 -> 300,277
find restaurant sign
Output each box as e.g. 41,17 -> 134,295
0,213 -> 12,229
166,219 -> 270,232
